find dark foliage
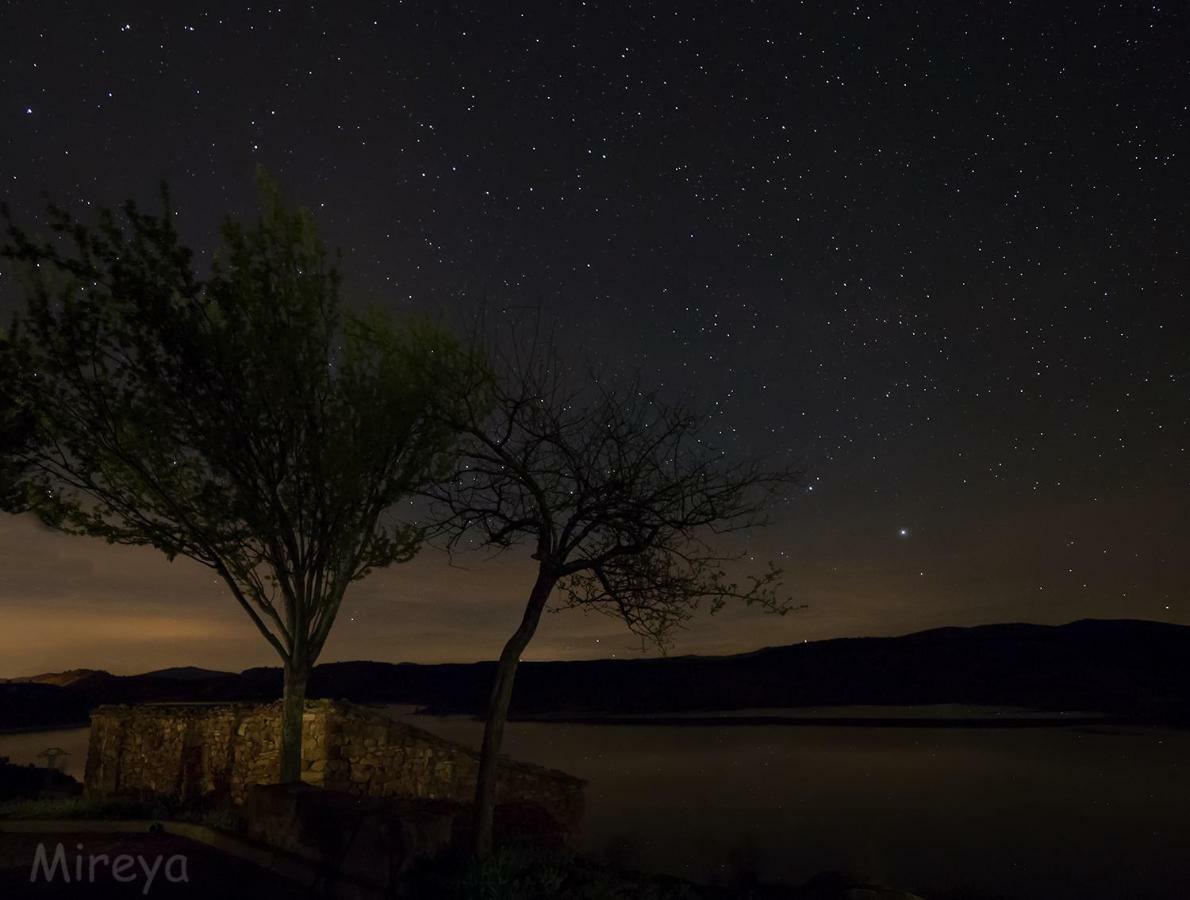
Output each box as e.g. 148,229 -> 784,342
0,175 -> 473,778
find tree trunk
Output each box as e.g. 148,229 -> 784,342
280,660 -> 309,783
472,569 -> 554,858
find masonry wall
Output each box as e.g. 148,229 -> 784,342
84,701 -> 584,834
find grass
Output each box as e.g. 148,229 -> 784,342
397,845 -> 934,899
399,844 -> 702,900
0,794 -> 154,820
0,793 -> 247,832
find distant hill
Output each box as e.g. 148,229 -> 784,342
140,666 -> 236,681
293,618 -> 1190,720
5,619 -> 1189,731
0,682 -> 92,731
7,669 -> 110,687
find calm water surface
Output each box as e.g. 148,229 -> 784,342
3,712 -> 1188,899
0,727 -> 89,780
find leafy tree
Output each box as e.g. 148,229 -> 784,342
432,332 -> 799,856
0,177 -> 470,781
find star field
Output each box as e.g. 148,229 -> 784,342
0,2 -> 1186,673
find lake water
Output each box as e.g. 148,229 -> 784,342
4,711 -> 1189,900
0,726 -> 90,780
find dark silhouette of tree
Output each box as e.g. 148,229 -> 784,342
432,329 -> 799,856
0,176 -> 470,782
0,332 -> 34,513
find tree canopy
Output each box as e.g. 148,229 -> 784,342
431,326 -> 799,854
0,175 -> 475,778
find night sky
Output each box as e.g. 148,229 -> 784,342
0,2 -> 1186,676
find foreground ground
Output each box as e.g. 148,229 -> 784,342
0,829 -> 926,899
0,832 -> 284,898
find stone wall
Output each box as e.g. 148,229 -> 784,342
84,701 -> 583,835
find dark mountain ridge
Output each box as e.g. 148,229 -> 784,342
0,681 -> 93,731
141,666 -> 236,681
4,619 -> 1188,731
2,669 -> 110,687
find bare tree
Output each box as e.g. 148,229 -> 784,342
431,327 -> 799,856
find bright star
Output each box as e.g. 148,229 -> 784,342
898,528 -> 910,538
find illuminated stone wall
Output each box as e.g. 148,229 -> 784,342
84,700 -> 584,834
